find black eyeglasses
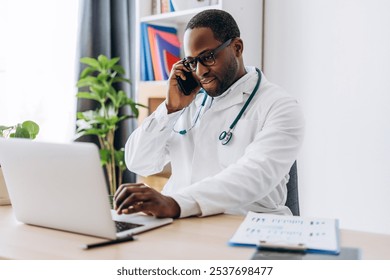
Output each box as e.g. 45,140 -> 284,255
182,38 -> 233,72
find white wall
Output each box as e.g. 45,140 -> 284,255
264,0 -> 390,234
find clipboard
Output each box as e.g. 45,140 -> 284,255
229,211 -> 340,255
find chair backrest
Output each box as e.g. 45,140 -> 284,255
286,161 -> 300,216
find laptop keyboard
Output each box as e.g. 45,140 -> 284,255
115,221 -> 143,233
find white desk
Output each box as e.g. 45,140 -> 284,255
1,206 -> 389,260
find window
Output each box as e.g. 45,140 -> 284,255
0,0 -> 6,105
0,0 -> 79,142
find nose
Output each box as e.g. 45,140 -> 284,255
195,61 -> 209,79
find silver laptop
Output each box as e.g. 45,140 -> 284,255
0,138 -> 172,239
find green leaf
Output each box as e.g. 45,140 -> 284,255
99,149 -> 111,166
77,110 -> 99,119
97,72 -> 109,82
112,77 -> 131,84
0,125 -> 12,137
115,91 -> 127,108
107,115 -> 120,126
80,57 -> 100,69
97,55 -> 109,69
114,148 -> 126,171
76,76 -> 100,88
76,128 -> 108,137
112,65 -> 125,75
12,126 -> 30,138
21,121 -> 39,139
106,94 -> 116,108
124,100 -> 140,118
90,84 -> 108,100
136,102 -> 148,109
76,92 -> 102,103
102,103 -> 114,115
0,125 -> 12,135
130,104 -> 139,118
80,67 -> 95,79
0,125 -> 13,130
75,119 -> 94,131
107,57 -> 120,69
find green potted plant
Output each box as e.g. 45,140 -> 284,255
0,121 -> 40,139
0,120 -> 40,205
75,54 -> 145,199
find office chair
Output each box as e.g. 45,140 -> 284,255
286,161 -> 300,216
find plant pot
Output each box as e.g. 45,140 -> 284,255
0,167 -> 11,205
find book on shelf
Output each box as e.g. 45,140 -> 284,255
151,0 -> 161,15
229,211 -> 340,255
163,50 -> 180,79
152,0 -> 177,15
152,0 -> 218,15
161,0 -> 174,13
156,34 -> 180,79
170,0 -> 212,11
141,23 -> 181,81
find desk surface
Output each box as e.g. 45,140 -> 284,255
1,206 -> 389,260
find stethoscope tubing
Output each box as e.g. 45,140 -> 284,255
219,68 -> 262,145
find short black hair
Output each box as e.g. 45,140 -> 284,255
185,9 -> 240,43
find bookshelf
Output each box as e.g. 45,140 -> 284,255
134,0 -> 264,123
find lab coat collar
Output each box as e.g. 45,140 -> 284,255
208,66 -> 261,112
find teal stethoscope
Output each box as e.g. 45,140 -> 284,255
173,68 -> 262,145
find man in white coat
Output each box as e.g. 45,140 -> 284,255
114,9 -> 305,219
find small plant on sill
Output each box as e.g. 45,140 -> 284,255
0,121 -> 40,139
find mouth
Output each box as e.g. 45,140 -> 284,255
200,78 -> 216,86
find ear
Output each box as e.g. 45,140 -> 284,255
232,38 -> 244,57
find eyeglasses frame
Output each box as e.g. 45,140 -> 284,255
182,38 -> 233,72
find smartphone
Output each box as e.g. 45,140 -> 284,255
176,70 -> 199,96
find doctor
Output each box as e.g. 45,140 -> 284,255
114,9 -> 305,218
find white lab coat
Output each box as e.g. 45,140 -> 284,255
125,67 -> 305,217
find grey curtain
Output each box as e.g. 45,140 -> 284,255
76,0 -> 136,183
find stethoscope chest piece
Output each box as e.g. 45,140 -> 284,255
219,130 -> 233,145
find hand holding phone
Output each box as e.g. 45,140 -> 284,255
166,61 -> 200,114
176,70 -> 199,96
